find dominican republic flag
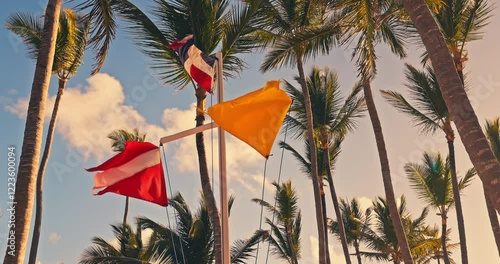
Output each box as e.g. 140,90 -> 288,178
169,35 -> 216,93
86,141 -> 168,206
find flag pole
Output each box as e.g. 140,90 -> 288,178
216,52 -> 230,264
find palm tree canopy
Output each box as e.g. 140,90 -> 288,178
333,0 -> 408,78
361,196 -> 440,263
77,0 -> 264,85
245,0 -> 338,72
284,66 -> 366,140
5,8 -> 89,79
381,64 -> 449,134
252,180 -> 302,262
137,192 -> 258,264
107,128 -> 147,152
405,152 -> 476,212
485,117 -> 500,160
328,197 -> 372,245
280,139 -> 341,179
80,222 -> 156,263
419,0 -> 493,64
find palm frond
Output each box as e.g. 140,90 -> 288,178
230,230 -> 269,264
5,12 -> 44,60
458,167 -> 476,191
107,128 -> 146,152
485,117 -> 500,160
75,0 -> 118,75
381,90 -> 440,134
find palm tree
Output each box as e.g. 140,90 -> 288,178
414,1 -> 492,261
362,196 -> 439,264
247,2 -> 339,260
3,0 -> 62,262
283,66 -> 366,263
107,128 -> 147,226
405,152 -> 475,264
414,226 -> 459,264
402,0 -> 500,215
6,9 -> 89,263
484,118 -> 500,255
329,198 -> 372,264
332,0 -> 415,261
80,222 -> 163,263
75,2 -> 265,261
421,0 -> 492,84
381,64 -> 472,262
138,192 -> 266,264
253,180 -> 302,264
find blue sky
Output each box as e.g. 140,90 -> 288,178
1,1 -> 500,264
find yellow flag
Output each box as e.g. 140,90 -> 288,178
208,81 -> 292,158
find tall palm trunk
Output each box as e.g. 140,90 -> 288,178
354,242 -> 362,264
440,213 -> 450,264
28,79 -> 66,264
446,135 -> 468,263
123,197 -> 129,225
296,56 -> 328,264
483,184 -> 500,256
195,86 -> 222,264
362,79 -> 414,264
3,1 -> 62,263
324,148 -> 352,264
402,0 -> 500,213
319,184 -> 331,264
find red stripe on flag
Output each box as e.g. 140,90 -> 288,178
190,65 -> 213,92
95,163 -> 168,206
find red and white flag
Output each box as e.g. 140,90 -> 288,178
86,141 -> 168,206
169,34 -> 216,93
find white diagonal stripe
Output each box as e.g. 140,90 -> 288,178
93,148 -> 160,189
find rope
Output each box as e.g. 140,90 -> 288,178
254,158 -> 269,264
161,145 -> 187,264
264,112 -> 290,264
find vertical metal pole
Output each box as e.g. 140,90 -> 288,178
216,52 -> 230,264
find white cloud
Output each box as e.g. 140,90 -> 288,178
6,74 -> 169,161
48,232 -> 61,244
7,89 -> 17,95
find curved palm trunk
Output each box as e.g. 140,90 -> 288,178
28,79 -> 66,263
123,196 -> 130,225
320,184 -> 332,264
446,137 -> 468,263
440,214 -> 451,264
402,0 -> 500,213
354,242 -> 362,264
362,79 -> 414,264
483,184 -> 500,256
3,1 -> 62,263
324,149 -> 352,264
296,56 -> 328,264
195,87 -> 222,264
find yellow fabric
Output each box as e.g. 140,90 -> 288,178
208,81 -> 292,158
